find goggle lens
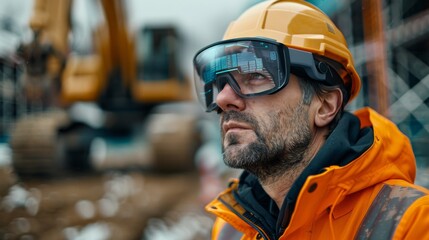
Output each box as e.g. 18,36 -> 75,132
193,39 -> 288,112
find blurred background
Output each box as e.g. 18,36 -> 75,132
0,0 -> 428,239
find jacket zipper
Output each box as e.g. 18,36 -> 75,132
219,197 -> 272,240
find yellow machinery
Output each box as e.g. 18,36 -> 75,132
10,0 -> 199,175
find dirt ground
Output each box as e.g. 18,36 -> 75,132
0,165 -> 226,240
1,158 -> 428,240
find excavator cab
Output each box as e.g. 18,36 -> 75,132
131,25 -> 190,103
137,26 -> 180,81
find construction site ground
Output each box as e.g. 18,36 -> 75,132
0,155 -> 428,240
0,163 -> 234,240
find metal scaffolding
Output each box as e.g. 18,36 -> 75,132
324,0 -> 429,167
0,57 -> 46,140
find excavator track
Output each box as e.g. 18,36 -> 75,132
9,110 -> 70,176
147,113 -> 200,172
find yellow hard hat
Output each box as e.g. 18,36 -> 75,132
223,0 -> 361,102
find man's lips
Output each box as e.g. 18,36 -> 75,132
222,121 -> 252,133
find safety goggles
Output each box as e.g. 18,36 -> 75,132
193,38 -> 331,112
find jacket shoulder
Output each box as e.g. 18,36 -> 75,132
394,191 -> 429,240
355,182 -> 429,240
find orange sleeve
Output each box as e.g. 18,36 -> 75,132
393,196 -> 429,240
212,217 -> 228,239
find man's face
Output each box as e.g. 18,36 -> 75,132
217,74 -> 313,181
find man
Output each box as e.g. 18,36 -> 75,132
193,0 -> 429,239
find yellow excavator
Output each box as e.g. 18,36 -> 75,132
10,0 -> 200,175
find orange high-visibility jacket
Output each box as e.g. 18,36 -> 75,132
206,107 -> 429,240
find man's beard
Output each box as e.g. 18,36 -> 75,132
221,103 -> 312,184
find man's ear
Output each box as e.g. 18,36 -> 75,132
314,89 -> 343,128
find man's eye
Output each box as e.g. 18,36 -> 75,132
244,72 -> 270,85
249,73 -> 266,80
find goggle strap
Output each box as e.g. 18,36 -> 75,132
289,48 -> 327,81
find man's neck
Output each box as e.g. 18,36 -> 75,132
261,130 -> 327,208
260,158 -> 311,208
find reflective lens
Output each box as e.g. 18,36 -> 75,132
193,39 -> 289,112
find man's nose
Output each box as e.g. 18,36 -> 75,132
216,83 -> 245,112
